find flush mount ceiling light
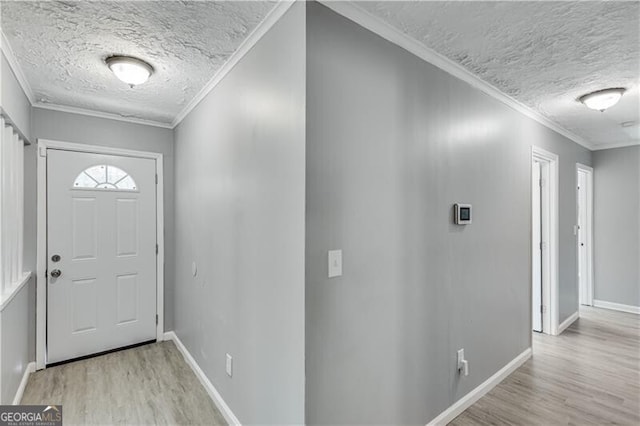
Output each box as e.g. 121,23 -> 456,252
105,55 -> 153,87
579,88 -> 626,112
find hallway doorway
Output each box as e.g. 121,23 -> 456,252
531,147 -> 559,335
577,164 -> 594,307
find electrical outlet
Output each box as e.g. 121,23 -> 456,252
226,353 -> 233,377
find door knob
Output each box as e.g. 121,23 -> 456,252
50,269 -> 62,278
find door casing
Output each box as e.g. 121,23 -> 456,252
531,146 -> 560,336
36,139 -> 165,370
532,160 -> 543,332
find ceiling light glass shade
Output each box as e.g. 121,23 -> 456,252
579,88 -> 625,112
106,56 -> 153,86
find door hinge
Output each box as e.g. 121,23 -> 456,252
539,178 -> 544,188
155,174 -> 158,184
156,314 -> 159,325
39,146 -> 47,157
156,244 -> 159,254
45,269 -> 48,278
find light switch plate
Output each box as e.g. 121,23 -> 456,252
226,353 -> 233,377
328,250 -> 343,278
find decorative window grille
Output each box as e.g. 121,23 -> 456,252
73,165 -> 137,191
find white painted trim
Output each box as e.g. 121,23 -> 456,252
0,272 -> 31,312
171,0 -> 296,128
591,142 -> 640,151
532,146 -> 560,336
0,107 -> 31,145
36,140 -> 47,369
164,332 -> 241,425
426,348 -> 532,426
318,1 -> 593,151
0,31 -> 35,104
558,311 -> 579,335
33,103 -> 173,130
12,362 -> 36,405
593,300 -> 640,315
576,163 -> 594,307
155,158 -> 165,341
36,139 -> 165,369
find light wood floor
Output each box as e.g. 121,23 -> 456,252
451,306 -> 640,425
21,341 -> 227,425
21,307 -> 639,425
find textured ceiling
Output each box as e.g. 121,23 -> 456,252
1,1 -> 638,148
1,1 -> 277,125
357,1 -> 640,149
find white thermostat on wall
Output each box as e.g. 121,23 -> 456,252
454,203 -> 472,225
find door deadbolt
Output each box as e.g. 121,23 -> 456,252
50,269 -> 62,278
51,254 -> 61,262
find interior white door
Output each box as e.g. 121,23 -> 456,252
47,149 -> 157,364
578,170 -> 589,306
532,161 -> 543,332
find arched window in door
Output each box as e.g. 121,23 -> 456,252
73,165 -> 137,190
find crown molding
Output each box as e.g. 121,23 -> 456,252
33,102 -> 173,129
318,0 -> 595,151
1,30 -> 35,104
171,0 -> 296,128
590,141 -> 640,151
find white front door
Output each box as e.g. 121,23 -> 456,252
47,149 -> 157,364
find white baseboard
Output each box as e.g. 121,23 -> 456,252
593,300 -> 640,315
12,362 -> 36,405
164,331 -> 241,425
426,347 -> 532,426
558,311 -> 579,334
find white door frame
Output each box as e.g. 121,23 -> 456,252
532,146 -> 560,335
36,139 -> 165,370
576,163 -> 594,306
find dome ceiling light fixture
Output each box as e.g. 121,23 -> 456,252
578,88 -> 626,112
105,55 -> 154,87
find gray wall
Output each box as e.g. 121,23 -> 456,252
305,4 -> 591,424
29,108 -> 175,336
593,145 -> 640,307
1,52 -> 31,141
0,284 -> 30,403
1,48 -> 33,404
173,3 -> 306,424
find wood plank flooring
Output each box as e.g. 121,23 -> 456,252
21,340 -> 227,425
451,306 -> 640,425
20,307 -> 639,425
